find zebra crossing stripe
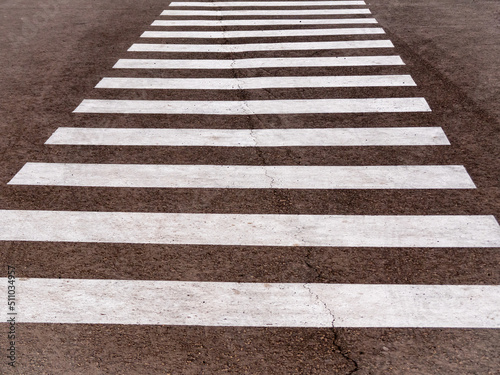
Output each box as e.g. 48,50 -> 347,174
140,28 -> 385,39
128,40 -> 394,53
113,56 -> 405,69
160,9 -> 371,15
151,18 -> 378,26
1,278 -> 499,327
44,127 -> 448,146
170,1 -> 367,6
0,211 -> 498,247
8,164 -> 475,189
73,98 -> 431,114
95,75 -> 415,90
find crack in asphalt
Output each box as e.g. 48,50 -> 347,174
223,31 -> 359,373
304,248 -> 322,281
263,167 -> 276,189
245,126 -> 276,188
225,47 -> 281,190
248,127 -> 258,147
303,283 -> 360,374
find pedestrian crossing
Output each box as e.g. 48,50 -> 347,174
3,0 -> 500,331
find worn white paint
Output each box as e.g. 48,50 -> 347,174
170,1 -> 366,6
151,18 -> 378,26
44,127 -> 449,147
113,56 -> 404,69
1,278 -> 499,327
160,9 -> 371,15
8,164 -> 474,189
140,28 -> 385,39
73,98 -> 431,114
95,75 -> 415,90
128,40 -> 394,53
0,211 -> 498,247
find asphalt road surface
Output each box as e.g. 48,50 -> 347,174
0,0 -> 499,373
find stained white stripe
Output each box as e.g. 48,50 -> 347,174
45,127 -> 449,146
9,164 -> 474,189
0,211 -> 498,247
96,75 -> 415,90
160,9 -> 371,15
140,28 -> 385,39
73,98 -> 431,114
2,279 -> 498,328
152,18 -> 378,26
170,1 -> 366,6
113,56 -> 405,69
128,40 -> 394,53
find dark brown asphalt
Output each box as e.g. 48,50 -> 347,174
0,0 -> 499,373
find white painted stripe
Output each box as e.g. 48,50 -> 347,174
128,40 -> 394,53
73,98 -> 431,114
140,28 -> 385,39
0,211 -> 498,247
2,279 -> 498,328
151,18 -> 378,26
113,56 -> 405,69
45,127 -> 449,146
96,75 -> 416,90
9,164 -> 474,189
171,1 -> 366,7
160,9 -> 371,15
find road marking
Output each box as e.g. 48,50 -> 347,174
96,75 -> 416,90
9,164 -> 474,189
45,127 -> 448,146
73,98 -> 431,114
151,18 -> 378,26
113,56 -> 405,69
160,9 -> 371,15
128,40 -> 394,53
6,0 -> 496,336
170,1 -> 367,6
0,211 -> 498,247
2,279 -> 498,328
140,28 -> 385,39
